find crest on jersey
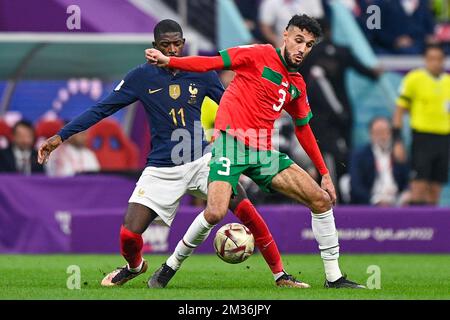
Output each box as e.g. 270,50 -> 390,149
188,83 -> 198,104
169,84 -> 181,100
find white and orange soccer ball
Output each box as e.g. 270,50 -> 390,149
213,223 -> 255,264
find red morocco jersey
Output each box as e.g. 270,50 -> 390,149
215,44 -> 312,150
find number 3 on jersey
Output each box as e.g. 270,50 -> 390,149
273,81 -> 289,112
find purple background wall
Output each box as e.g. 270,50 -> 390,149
1,174 -> 449,254
0,0 -> 157,32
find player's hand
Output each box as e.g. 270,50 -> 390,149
321,173 -> 337,206
145,48 -> 170,67
393,141 -> 407,163
38,135 -> 62,164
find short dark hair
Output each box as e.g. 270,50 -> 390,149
13,120 -> 34,135
424,43 -> 445,55
286,14 -> 323,39
154,19 -> 183,41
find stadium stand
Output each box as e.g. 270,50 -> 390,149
86,118 -> 139,171
0,118 -> 12,149
0,0 -> 448,206
35,118 -> 64,139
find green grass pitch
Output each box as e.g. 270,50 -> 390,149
1,254 -> 449,300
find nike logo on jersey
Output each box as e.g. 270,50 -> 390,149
148,88 -> 163,94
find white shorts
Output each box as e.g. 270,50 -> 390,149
129,153 -> 211,227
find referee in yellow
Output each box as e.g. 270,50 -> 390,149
393,44 -> 450,205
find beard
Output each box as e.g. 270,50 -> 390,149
284,49 -> 302,69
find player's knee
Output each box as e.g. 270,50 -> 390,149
309,190 -> 332,213
204,207 -> 227,225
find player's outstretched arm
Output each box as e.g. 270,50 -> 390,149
145,48 -> 225,72
145,48 -> 170,67
294,124 -> 336,205
38,135 -> 63,164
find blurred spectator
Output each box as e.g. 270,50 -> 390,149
353,0 -> 380,38
0,120 -> 44,174
299,19 -> 381,198
371,0 -> 436,54
86,119 -> 140,171
45,131 -> 100,177
432,0 -> 450,21
432,0 -> 450,53
259,0 -> 328,46
234,0 -> 265,42
393,44 -> 450,205
0,118 -> 12,149
350,117 -> 409,205
34,118 -> 64,149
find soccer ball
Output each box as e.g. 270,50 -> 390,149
213,223 -> 255,264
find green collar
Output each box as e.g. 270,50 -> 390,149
276,47 -> 298,72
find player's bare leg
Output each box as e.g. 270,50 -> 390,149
204,181 -> 233,223
101,203 -> 157,286
271,164 -> 365,289
149,181 -> 232,288
230,184 -> 309,288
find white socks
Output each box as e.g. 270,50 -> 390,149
166,211 -> 215,271
127,259 -> 144,273
273,271 -> 286,281
323,260 -> 342,283
167,209 -> 343,282
311,209 -> 343,282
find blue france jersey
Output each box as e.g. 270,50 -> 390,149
58,63 -> 224,167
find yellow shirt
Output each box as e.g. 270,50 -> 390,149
396,69 -> 450,135
200,96 -> 219,142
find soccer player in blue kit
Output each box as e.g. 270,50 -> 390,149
38,20 -> 307,288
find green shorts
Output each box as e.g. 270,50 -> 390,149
209,131 -> 294,195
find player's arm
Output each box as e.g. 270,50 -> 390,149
391,72 -> 414,163
392,105 -> 407,139
294,124 -> 336,205
145,46 -> 254,72
146,48 -> 224,72
38,70 -> 140,164
393,72 -> 415,134
286,93 -> 336,204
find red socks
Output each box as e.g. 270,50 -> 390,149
233,199 -> 284,274
120,225 -> 143,269
119,201 -> 283,274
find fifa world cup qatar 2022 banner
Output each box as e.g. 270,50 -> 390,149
0,174 -> 449,254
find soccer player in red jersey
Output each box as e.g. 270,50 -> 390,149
146,15 -> 365,288
39,20 -> 303,289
